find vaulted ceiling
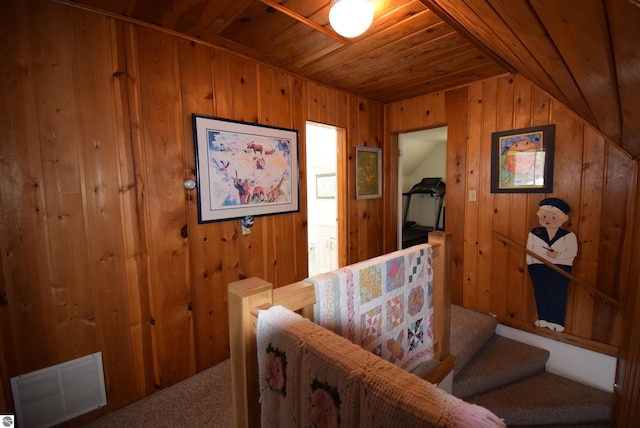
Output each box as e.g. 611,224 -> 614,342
64,0 -> 640,159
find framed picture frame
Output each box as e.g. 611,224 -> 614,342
355,146 -> 382,199
490,124 -> 555,193
315,173 -> 336,199
192,114 -> 299,223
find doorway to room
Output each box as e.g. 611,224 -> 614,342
306,122 -> 342,276
398,126 -> 447,249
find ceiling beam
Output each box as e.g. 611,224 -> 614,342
417,0 -> 515,73
258,0 -> 351,44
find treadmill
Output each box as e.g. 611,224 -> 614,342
402,178 -> 445,248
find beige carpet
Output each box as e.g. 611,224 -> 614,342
83,359 -> 233,428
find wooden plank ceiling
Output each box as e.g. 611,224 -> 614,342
64,0 -> 640,159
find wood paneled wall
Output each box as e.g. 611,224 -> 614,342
613,176 -> 640,426
1,0 -> 637,421
386,75 -> 637,355
0,0 -> 384,416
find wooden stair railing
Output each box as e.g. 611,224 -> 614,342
493,231 -> 619,307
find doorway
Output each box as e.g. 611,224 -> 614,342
398,126 -> 447,249
306,122 -> 342,276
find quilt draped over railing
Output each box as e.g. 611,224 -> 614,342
308,243 -> 434,372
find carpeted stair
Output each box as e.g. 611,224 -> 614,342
449,304 -> 612,427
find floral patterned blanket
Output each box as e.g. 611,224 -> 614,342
307,244 -> 434,372
256,305 -> 505,428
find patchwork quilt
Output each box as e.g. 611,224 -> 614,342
308,244 -> 434,372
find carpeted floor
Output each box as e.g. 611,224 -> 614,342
81,307 -> 612,427
83,359 -> 233,428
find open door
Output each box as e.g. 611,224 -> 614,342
398,127 -> 448,249
306,122 -> 346,275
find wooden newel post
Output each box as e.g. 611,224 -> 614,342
428,231 -> 452,361
228,277 -> 273,428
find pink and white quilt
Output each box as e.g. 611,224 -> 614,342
308,244 -> 434,372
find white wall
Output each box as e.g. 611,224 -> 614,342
496,324 -> 616,392
306,123 -> 338,275
306,125 -> 337,227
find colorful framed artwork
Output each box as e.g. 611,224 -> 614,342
355,146 -> 382,199
192,114 -> 299,223
491,124 -> 555,193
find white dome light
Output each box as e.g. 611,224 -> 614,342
329,0 -> 374,38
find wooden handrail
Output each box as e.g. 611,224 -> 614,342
493,231 -> 620,307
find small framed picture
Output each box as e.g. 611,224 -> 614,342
355,146 -> 382,199
315,173 -> 336,199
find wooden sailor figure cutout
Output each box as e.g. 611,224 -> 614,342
526,198 -> 578,333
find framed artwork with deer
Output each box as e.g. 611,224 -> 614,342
192,114 -> 299,223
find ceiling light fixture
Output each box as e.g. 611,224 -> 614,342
329,0 -> 374,38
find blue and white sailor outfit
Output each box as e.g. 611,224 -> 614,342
526,198 -> 578,328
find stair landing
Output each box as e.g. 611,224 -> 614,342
468,371 -> 612,426
453,334 -> 549,399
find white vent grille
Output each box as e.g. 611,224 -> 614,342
10,352 -> 107,428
